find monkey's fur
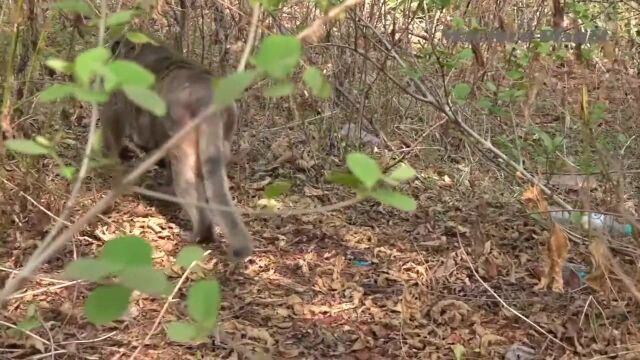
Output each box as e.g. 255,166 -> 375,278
100,36 -> 252,260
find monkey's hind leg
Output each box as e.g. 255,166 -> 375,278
169,138 -> 214,243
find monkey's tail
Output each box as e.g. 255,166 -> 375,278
198,105 -> 253,260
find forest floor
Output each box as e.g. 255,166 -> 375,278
2,98 -> 640,360
1,18 -> 640,355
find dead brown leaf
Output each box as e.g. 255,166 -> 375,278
430,300 -> 471,327
521,184 -> 550,219
535,222 -> 570,292
480,333 -> 507,353
585,237 -> 609,292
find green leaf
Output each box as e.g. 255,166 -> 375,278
125,32 -> 157,44
106,10 -> 138,27
176,246 -> 206,269
186,280 -> 221,328
253,35 -> 301,80
59,166 -> 77,180
166,321 -> 197,342
451,16 -> 465,30
533,128 -> 553,151
16,317 -> 40,332
263,82 -> 294,97
506,70 -> 523,81
73,47 -> 111,86
5,139 -> 51,155
63,258 -> 116,281
49,0 -> 93,16
302,67 -> 332,99
484,81 -> 497,92
264,181 -> 291,199
38,84 -> 76,102
212,70 -> 258,108
84,285 -> 132,325
100,235 -> 153,271
45,58 -> 72,74
345,152 -> 382,190
326,171 -> 362,188
72,87 -> 110,103
15,304 -> 40,332
454,48 -> 474,62
122,86 -> 167,117
451,83 -> 471,101
107,60 -> 155,88
370,189 -> 417,211
477,97 -> 492,111
386,163 -> 416,184
118,266 -> 171,296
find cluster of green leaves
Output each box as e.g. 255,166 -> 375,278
254,154 -> 418,212
213,34 -> 331,110
63,235 -> 172,324
39,38 -> 164,114
63,236 -> 221,343
5,31 -> 162,177
531,127 -> 565,174
6,0 -> 162,175
327,153 -> 417,211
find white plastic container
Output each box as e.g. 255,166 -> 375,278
549,207 -> 633,237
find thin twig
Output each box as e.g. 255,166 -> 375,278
0,177 -> 72,226
0,320 -> 54,349
236,2 -> 260,72
296,0 -> 363,43
383,118 -> 446,172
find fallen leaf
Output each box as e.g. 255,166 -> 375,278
585,237 -> 610,292
430,300 -> 471,327
481,257 -> 498,281
535,222 -> 570,292
521,184 -> 550,219
480,333 -> 507,352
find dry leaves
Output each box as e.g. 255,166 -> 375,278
521,184 -> 550,219
536,222 -> 570,292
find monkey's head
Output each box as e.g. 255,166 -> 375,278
109,36 -> 139,58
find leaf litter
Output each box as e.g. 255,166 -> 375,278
3,98 -> 640,360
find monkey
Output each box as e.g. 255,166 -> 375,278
99,35 -> 252,260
